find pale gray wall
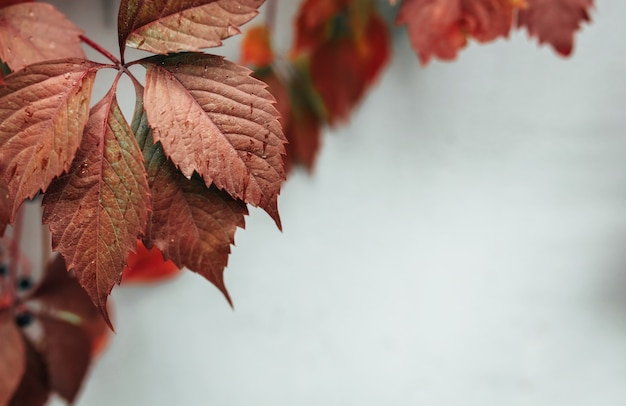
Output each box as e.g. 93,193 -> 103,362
46,1 -> 626,405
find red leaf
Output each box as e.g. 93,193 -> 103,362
122,239 -> 180,283
37,316 -> 92,403
42,89 -> 150,327
133,94 -> 247,301
142,53 -> 285,227
0,3 -> 85,71
117,0 -> 264,60
31,255 -> 108,341
0,59 -> 98,220
260,67 -> 324,172
292,0 -> 351,53
396,0 -> 518,64
0,311 -> 26,406
8,337 -> 49,406
309,12 -> 390,124
517,0 -> 593,56
0,1 -> 34,7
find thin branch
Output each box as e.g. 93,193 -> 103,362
80,34 -> 121,66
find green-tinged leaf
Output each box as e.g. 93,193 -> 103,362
42,89 -> 150,327
0,3 -> 85,71
30,254 -> 104,329
37,316 -> 92,403
133,90 -> 247,301
118,0 -> 264,59
0,311 -> 26,406
0,59 -> 98,220
142,53 -> 285,227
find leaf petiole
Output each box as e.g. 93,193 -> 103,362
80,34 -> 121,66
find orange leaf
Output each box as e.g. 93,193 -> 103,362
122,239 -> 179,283
240,25 -> 273,68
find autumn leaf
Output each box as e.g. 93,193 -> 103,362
396,0 -> 519,64
0,59 -> 99,220
30,255 -> 109,347
118,0 -> 264,60
308,11 -> 390,124
292,0 -> 352,53
37,316 -> 92,403
517,0 -> 593,56
0,2 -> 85,71
4,254 -> 109,404
122,239 -> 180,283
142,53 -> 285,227
42,88 -> 150,326
133,92 -> 247,301
240,25 -> 273,68
8,337 -> 48,406
0,1 -> 34,7
0,311 -> 25,406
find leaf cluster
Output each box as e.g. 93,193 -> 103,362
0,0 -> 286,328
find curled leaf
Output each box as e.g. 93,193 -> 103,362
0,59 -> 99,219
142,53 -> 285,227
118,0 -> 264,59
42,89 -> 150,326
0,3 -> 85,71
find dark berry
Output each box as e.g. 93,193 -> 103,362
15,312 -> 33,328
16,276 -> 32,291
0,263 -> 7,277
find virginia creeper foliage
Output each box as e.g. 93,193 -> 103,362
0,0 -> 594,403
1,0 -> 284,327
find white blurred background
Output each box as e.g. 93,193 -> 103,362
46,1 -> 626,405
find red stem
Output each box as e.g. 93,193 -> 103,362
80,34 -> 121,66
